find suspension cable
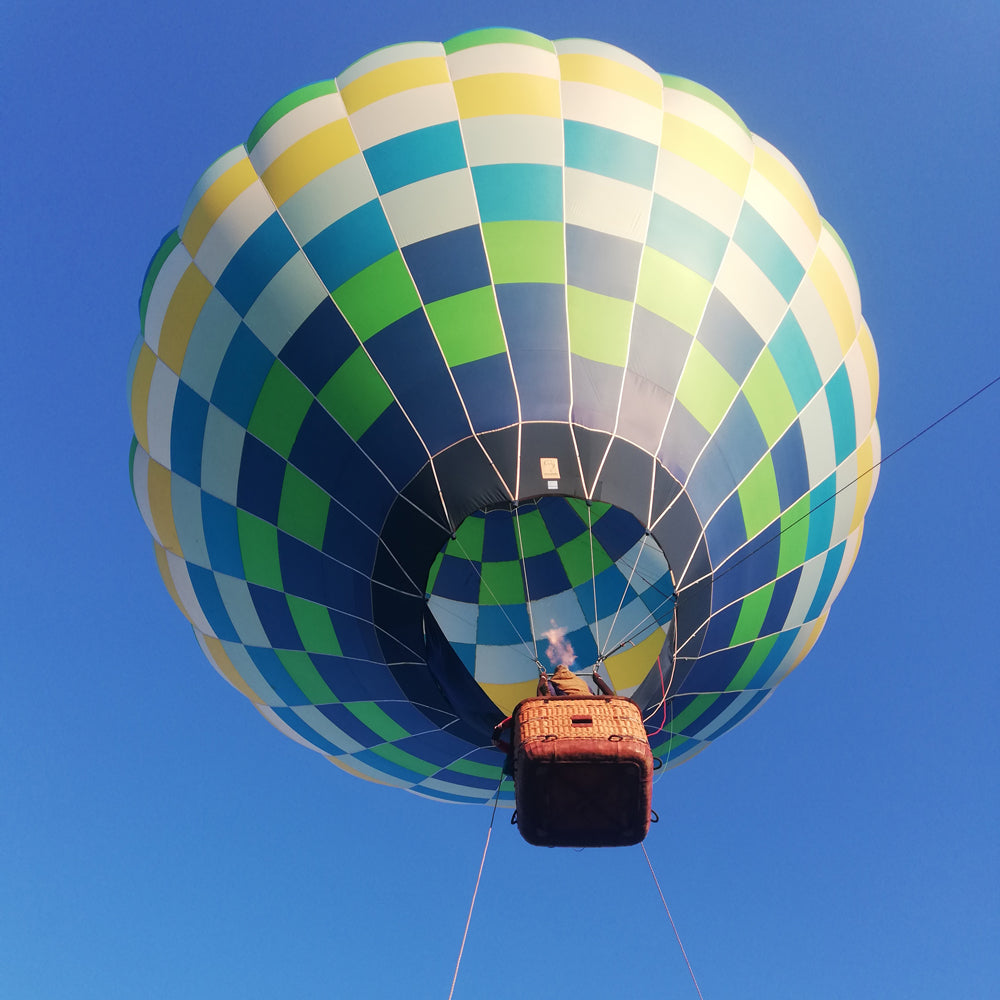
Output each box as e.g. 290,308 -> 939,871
447,781 -> 503,1000
642,842 -> 705,1000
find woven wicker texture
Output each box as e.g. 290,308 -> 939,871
515,696 -> 647,743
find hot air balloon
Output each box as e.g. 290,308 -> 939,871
127,28 -> 879,808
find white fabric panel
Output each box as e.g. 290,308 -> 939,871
193,179 -> 274,286
243,253 -> 328,355
381,169 -> 480,246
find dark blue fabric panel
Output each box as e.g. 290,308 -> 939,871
317,703 -> 381,748
304,199 -> 396,292
328,610 -> 383,661
353,748 -> 426,783
761,567 -> 802,637
450,353 -> 519,433
482,510 -> 520,561
771,420 -> 810,510
364,311 -> 469,455
278,532 -> 372,616
393,729 -> 472,769
679,643 -> 747,694
476,603 -> 531,645
701,600 -> 744,656
566,225 -> 642,300
356,404 -> 428,493
322,515 -> 379,577
570,355 -> 623,434
686,439 -> 739,520
705,491 -> 747,566
628,305 -> 691,393
494,283 -> 570,421
246,646 -> 307,705
431,554 -> 481,602
538,497 -> 587,548
522,549 -> 570,599
186,563 -> 239,642
752,628 -> 799,688
676,691 -> 740,737
201,492 -> 244,577
707,689 -> 770,738
170,381 -> 208,485
712,394 -> 769,485
248,583 -> 303,649
313,656 -> 407,702
289,402 -> 394,533
236,434 -> 286,522
278,297 -> 360,395
216,213 -> 299,316
211,324 -> 275,426
402,226 -> 491,303
698,290 -> 764,383
591,504 -> 643,562
710,525 -> 781,611
586,565 -> 632,619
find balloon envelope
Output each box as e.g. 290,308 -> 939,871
128,28 -> 879,804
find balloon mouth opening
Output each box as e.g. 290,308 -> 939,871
424,496 -> 676,707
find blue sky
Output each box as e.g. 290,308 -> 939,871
3,1 -> 998,997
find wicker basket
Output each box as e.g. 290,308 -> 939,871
510,696 -> 653,847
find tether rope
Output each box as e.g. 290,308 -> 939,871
642,842 -> 705,1000
447,781 -> 502,1000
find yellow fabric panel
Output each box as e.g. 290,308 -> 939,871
181,157 -> 258,256
454,73 -> 561,118
851,436 -> 877,533
203,635 -> 264,704
153,540 -> 187,619
339,57 -> 450,113
261,119 -> 360,205
478,678 -> 539,717
157,265 -> 212,374
809,250 -> 857,355
660,113 -> 751,194
147,459 -> 181,555
558,53 -> 661,107
604,628 -> 669,692
856,318 -> 879,421
752,144 -> 821,239
130,343 -> 157,454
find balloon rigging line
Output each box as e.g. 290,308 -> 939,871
641,842 -> 706,1000
447,779 -> 503,1000
713,372 -> 1000,587
512,502 -> 542,667
601,533 -> 660,661
587,502 -> 601,660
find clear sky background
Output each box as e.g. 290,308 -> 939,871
3,2 -> 998,997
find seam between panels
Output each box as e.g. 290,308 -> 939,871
591,74 -> 667,530
554,42 -> 588,500
443,46 -> 524,506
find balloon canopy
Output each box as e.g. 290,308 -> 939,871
128,28 -> 879,804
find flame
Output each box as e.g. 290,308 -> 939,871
541,620 -> 576,667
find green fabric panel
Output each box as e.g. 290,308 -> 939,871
738,455 -> 780,540
730,584 -> 774,647
676,340 -> 739,433
743,350 -> 797,447
558,532 -> 612,588
370,743 -> 438,777
425,552 -> 443,593
277,465 -> 329,549
447,515 -> 485,561
140,231 -> 181,332
332,252 -> 421,341
669,692 -> 719,733
660,74 -> 749,132
479,560 -> 525,605
348,702 -> 410,742
237,510 -> 282,588
286,595 -> 341,655
567,498 -> 609,523
247,80 -> 339,152
482,221 -> 565,284
248,361 -> 314,458
568,287 -> 631,367
514,509 -> 554,558
648,732 -> 691,757
318,346 -> 393,441
635,247 -> 710,335
425,287 -> 506,367
276,649 -> 338,704
777,495 -> 811,577
725,634 -> 779,692
446,757 -> 504,779
444,27 -> 556,54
